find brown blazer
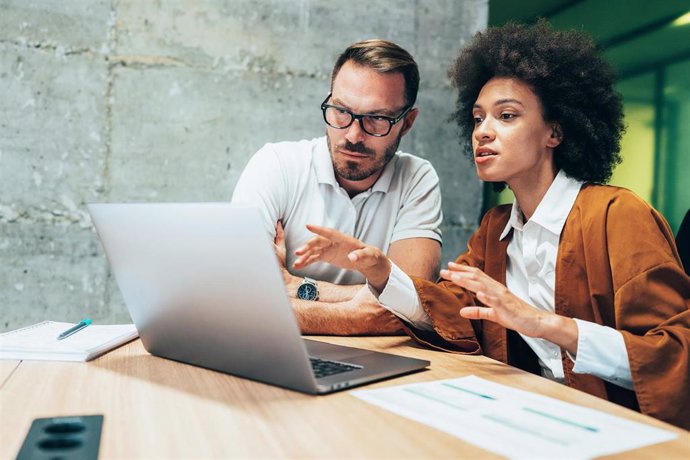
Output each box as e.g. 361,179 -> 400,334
406,184 -> 690,429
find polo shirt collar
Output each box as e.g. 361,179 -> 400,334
499,169 -> 583,240
314,136 -> 338,186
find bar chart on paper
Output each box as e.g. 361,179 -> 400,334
353,375 -> 677,459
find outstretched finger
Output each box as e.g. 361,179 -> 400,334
447,262 -> 477,272
293,252 -> 322,269
305,224 -> 347,240
294,236 -> 330,256
448,262 -> 503,287
440,269 -> 484,292
459,306 -> 496,322
306,224 -> 365,249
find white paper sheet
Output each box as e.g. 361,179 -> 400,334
0,321 -> 138,361
352,375 -> 677,459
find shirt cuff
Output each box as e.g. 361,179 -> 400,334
370,262 -> 433,331
570,318 -> 634,391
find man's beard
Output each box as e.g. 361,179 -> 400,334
327,132 -> 402,182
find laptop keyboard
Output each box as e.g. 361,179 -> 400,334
309,357 -> 362,378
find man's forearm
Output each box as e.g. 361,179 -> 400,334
287,277 -> 363,303
293,298 -> 404,335
313,281 -> 363,303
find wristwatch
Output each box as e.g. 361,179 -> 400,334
296,277 -> 319,301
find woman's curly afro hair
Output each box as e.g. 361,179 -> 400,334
450,20 -> 624,184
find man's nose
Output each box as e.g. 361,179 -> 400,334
345,117 -> 367,144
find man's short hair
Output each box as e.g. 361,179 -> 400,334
331,39 -> 420,107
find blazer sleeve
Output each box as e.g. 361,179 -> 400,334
401,209 -> 501,354
607,193 -> 690,429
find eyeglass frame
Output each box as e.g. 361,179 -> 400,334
320,93 -> 413,137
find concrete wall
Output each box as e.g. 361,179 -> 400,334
0,0 -> 487,331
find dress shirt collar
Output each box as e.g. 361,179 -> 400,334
314,136 -> 396,194
499,169 -> 583,240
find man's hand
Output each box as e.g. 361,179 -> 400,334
293,287 -> 403,335
346,287 -> 404,335
294,225 -> 392,291
440,262 -> 578,353
274,222 -> 374,303
274,221 -> 300,296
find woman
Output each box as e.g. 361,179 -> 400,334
292,21 -> 690,429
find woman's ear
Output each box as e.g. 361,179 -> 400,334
547,123 -> 563,148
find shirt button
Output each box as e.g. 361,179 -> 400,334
553,351 -> 559,358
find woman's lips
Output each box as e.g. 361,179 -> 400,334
475,147 -> 497,164
475,147 -> 497,157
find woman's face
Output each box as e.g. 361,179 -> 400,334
471,77 -> 561,190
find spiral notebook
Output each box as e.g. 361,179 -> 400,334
0,321 -> 138,362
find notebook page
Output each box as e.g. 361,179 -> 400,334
0,321 -> 138,360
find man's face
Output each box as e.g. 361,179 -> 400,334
326,60 -> 416,194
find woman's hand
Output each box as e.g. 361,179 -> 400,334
440,262 -> 576,349
293,225 -> 392,292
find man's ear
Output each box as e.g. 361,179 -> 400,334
400,108 -> 419,137
547,123 -> 563,148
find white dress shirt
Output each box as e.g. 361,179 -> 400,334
378,170 -> 634,390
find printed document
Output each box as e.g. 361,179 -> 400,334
353,375 -> 677,459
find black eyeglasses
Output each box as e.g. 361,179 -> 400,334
320,93 -> 412,137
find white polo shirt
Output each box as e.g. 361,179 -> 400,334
231,136 -> 443,285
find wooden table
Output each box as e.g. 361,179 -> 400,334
1,336 -> 688,458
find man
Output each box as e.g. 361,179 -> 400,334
231,39 -> 442,335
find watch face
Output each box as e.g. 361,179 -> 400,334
297,282 -> 318,301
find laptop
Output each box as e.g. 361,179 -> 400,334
88,203 -> 429,394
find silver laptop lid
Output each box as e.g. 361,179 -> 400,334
88,203 -> 319,393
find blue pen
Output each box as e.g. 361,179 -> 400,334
57,319 -> 92,340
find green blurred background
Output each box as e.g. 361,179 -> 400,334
487,0 -> 690,234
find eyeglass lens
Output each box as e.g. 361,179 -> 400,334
323,107 -> 393,136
